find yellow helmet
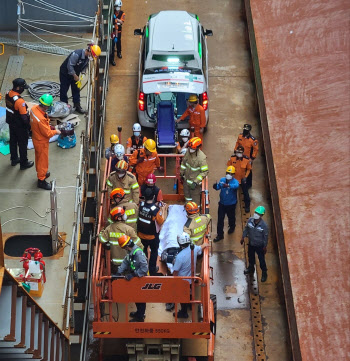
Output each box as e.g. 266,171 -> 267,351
110,134 -> 119,144
90,44 -> 101,58
188,94 -> 198,103
143,139 -> 156,153
226,166 -> 236,174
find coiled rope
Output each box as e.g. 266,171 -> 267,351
28,81 -> 60,101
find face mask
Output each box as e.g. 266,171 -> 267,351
116,7 -> 121,11
243,130 -> 249,136
134,131 -> 140,137
253,213 -> 260,220
225,174 -> 233,180
182,137 -> 188,142
189,148 -> 196,154
117,171 -> 126,178
122,214 -> 127,221
236,152 -> 243,158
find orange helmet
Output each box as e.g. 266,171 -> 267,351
110,206 -> 125,221
188,137 -> 202,150
118,234 -> 131,248
110,188 -> 125,201
115,160 -> 128,171
185,201 -> 199,215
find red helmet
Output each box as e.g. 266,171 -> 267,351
145,173 -> 156,186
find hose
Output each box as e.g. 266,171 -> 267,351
28,81 -> 60,101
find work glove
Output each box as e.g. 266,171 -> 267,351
240,238 -> 245,245
241,178 -> 247,184
212,182 -> 217,190
263,247 -> 267,255
136,157 -> 144,164
125,273 -> 134,281
114,37 -> 118,43
190,182 -> 197,190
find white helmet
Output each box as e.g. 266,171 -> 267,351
133,123 -> 141,132
177,232 -> 191,246
180,129 -> 190,137
114,144 -> 125,159
114,0 -> 122,7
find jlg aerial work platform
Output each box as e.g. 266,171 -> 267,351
92,153 -> 216,361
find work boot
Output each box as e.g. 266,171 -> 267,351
74,103 -> 85,114
37,179 -> 52,190
213,235 -> 224,243
110,60 -> 116,66
117,52 -> 122,59
11,158 -> 20,166
244,266 -> 254,275
173,310 -> 188,319
228,227 -> 235,234
165,303 -> 175,312
20,160 -> 34,170
245,206 -> 250,214
129,312 -> 145,322
261,271 -> 267,283
45,172 -> 50,179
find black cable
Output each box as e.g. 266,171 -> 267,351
28,81 -> 60,101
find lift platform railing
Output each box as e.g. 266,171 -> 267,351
92,154 -> 214,345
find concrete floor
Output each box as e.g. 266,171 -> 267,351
104,0 -> 290,360
0,39 -> 87,327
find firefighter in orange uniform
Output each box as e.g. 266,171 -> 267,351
30,94 -> 61,190
227,145 -> 252,213
234,124 -> 258,188
129,139 -> 164,186
176,95 -> 206,140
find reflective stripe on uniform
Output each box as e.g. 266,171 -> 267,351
106,179 -> 113,187
6,107 -> 14,114
196,175 -> 203,181
185,196 -> 192,201
111,258 -> 123,264
125,209 -> 136,216
126,218 -> 137,223
180,164 -> 186,170
99,234 -> 108,243
131,182 -> 139,189
124,189 -> 131,194
109,232 -> 125,238
186,179 -> 193,185
139,218 -> 151,224
201,165 -> 208,171
190,235 -> 204,242
195,217 -> 201,223
135,237 -> 141,244
193,224 -> 207,234
186,163 -> 200,171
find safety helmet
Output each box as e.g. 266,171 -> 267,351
188,137 -> 202,150
90,44 -> 101,58
113,144 -> 125,158
144,139 -> 156,153
255,206 -> 265,216
180,129 -> 190,137
188,94 -> 198,103
115,160 -> 128,171
39,94 -> 53,107
132,123 -> 141,132
110,206 -> 125,221
110,134 -> 119,144
226,166 -> 236,174
243,124 -> 252,131
185,201 -> 199,215
177,232 -> 191,246
110,188 -> 125,201
145,173 -> 156,186
114,0 -> 122,7
12,78 -> 29,90
118,234 -> 131,248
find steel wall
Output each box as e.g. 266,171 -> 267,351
0,0 -> 98,31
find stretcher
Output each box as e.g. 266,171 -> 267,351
155,101 -> 177,149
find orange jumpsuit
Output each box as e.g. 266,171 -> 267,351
179,104 -> 206,140
227,155 -> 252,184
30,105 -> 57,180
234,133 -> 259,159
129,148 -> 161,186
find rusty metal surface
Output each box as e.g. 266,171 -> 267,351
247,0 -> 350,360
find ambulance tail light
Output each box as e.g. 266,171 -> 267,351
138,92 -> 145,111
202,92 -> 208,110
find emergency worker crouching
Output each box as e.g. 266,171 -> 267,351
180,137 -> 208,206
137,188 -> 165,275
99,206 -> 140,269
114,235 -> 148,322
106,160 -> 139,203
5,78 -> 34,169
183,201 -> 211,245
129,139 -> 164,186
126,123 -> 147,154
176,129 -> 190,154
109,188 -> 138,232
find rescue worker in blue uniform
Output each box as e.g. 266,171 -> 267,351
114,235 -> 148,322
59,44 -> 100,113
213,166 -> 240,242
241,206 -> 268,282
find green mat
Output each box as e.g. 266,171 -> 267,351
0,143 -> 10,155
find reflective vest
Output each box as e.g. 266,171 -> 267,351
140,184 -> 160,202
137,202 -> 159,235
130,135 -> 146,151
5,92 -> 26,125
128,247 -> 143,270
114,10 -> 125,33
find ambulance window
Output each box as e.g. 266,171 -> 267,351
201,32 -> 207,75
